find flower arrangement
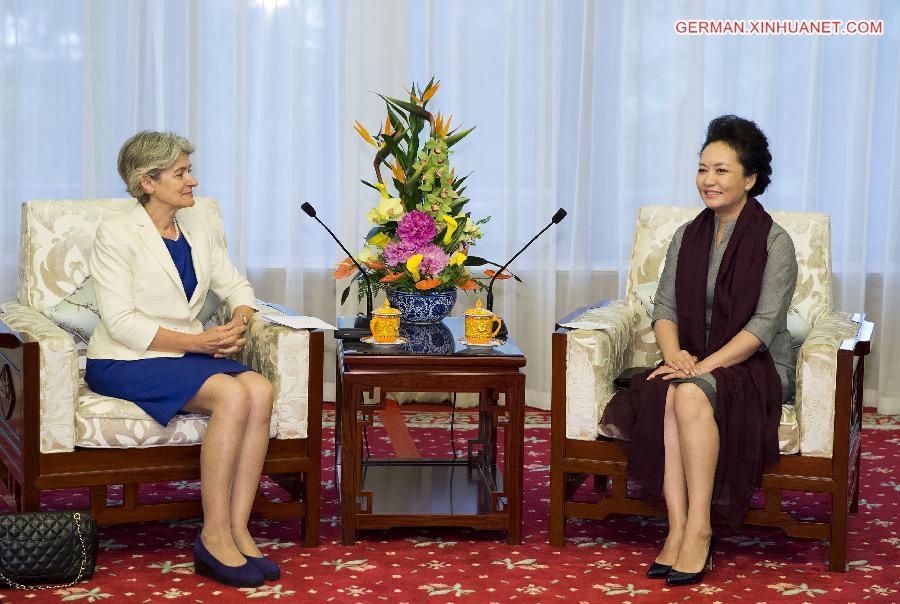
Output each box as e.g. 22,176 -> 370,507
335,78 -> 512,306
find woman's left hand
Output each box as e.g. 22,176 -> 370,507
214,315 -> 249,356
660,363 -> 709,380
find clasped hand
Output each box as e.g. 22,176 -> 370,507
647,349 -> 706,381
194,316 -> 248,358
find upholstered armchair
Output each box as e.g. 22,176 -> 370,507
549,205 -> 873,571
0,198 -> 323,546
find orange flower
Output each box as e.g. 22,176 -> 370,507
353,120 -> 378,148
333,257 -> 357,279
383,114 -> 393,137
386,160 -> 406,183
421,81 -> 440,102
433,112 -> 452,139
414,278 -> 442,290
458,279 -> 479,290
364,259 -> 385,270
484,269 -> 512,280
379,272 -> 404,283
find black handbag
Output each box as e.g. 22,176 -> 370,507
613,366 -> 656,391
0,511 -> 98,589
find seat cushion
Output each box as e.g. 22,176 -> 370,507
74,382 -> 276,448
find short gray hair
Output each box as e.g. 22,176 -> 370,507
117,131 -> 196,204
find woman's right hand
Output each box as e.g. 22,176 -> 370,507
663,349 -> 699,376
191,323 -> 247,358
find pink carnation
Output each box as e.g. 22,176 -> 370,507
396,210 -> 436,247
383,240 -> 421,266
418,244 -> 450,276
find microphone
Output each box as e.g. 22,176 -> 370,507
486,208 -> 567,313
301,202 -> 374,337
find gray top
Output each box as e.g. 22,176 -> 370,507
652,216 -> 798,403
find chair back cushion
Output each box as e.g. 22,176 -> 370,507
18,197 -> 223,313
623,205 -> 832,368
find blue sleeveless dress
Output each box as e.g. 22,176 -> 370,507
85,234 -> 252,426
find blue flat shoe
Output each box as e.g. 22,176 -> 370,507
246,554 -> 281,581
193,534 -> 265,588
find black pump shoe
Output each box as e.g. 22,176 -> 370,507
665,536 -> 716,587
646,561 -> 672,579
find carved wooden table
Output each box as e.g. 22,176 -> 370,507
335,317 -> 526,545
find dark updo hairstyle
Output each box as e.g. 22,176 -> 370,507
701,114 -> 772,198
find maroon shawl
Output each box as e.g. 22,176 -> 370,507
600,199 -> 782,528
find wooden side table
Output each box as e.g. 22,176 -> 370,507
335,317 -> 526,545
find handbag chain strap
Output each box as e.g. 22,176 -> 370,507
0,512 -> 89,591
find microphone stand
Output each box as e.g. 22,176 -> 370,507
301,202 -> 374,338
486,208 -> 567,312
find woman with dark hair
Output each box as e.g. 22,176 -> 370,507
601,115 -> 797,585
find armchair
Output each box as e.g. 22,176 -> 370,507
549,205 -> 874,571
0,198 -> 323,547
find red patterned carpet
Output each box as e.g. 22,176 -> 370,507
3,409 -> 899,603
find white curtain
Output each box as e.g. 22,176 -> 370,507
1,0 -> 897,413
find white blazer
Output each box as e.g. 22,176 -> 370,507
87,202 -> 256,361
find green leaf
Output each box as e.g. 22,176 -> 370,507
463,255 -> 488,267
340,284 -> 352,305
452,172 -> 472,189
361,179 -> 380,192
384,95 -> 431,119
385,102 -> 408,128
364,226 -> 384,241
445,126 -> 476,147
380,131 -> 407,167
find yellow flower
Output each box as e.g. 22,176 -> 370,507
406,254 -> 423,281
386,160 -> 406,183
366,195 -> 404,225
450,251 -> 466,266
421,81 -> 440,102
354,120 -> 378,148
368,232 -> 391,248
356,246 -> 378,263
442,215 -> 458,244
373,182 -> 388,198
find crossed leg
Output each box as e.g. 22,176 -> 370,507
182,371 -> 274,566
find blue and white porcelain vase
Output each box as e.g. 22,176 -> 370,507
386,288 -> 457,324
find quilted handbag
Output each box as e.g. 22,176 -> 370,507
0,511 -> 98,589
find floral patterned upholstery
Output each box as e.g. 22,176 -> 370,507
566,205 -> 849,457
1,197 -> 312,453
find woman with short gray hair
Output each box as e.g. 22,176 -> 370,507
86,131 -> 279,588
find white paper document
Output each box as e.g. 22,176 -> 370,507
558,320 -> 613,331
259,314 -> 336,330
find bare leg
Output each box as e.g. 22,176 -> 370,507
672,383 -> 719,572
229,372 -> 274,558
657,384 -> 688,565
182,374 -> 251,567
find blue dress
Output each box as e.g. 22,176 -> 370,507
85,233 -> 252,425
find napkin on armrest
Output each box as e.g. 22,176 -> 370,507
259,315 -> 337,331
